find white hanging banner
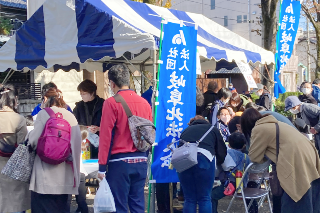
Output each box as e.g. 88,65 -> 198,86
243,74 -> 258,89
236,60 -> 252,74
196,49 -> 201,75
236,61 -> 257,89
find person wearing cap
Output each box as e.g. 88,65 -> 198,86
255,83 -> 272,111
285,96 -> 320,154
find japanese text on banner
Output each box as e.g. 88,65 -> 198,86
274,0 -> 301,98
151,22 -> 197,183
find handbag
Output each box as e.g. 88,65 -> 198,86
1,140 -> 36,183
224,182 -> 235,196
269,123 -> 284,196
170,126 -> 214,173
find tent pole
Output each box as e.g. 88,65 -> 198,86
2,69 -> 14,84
122,55 -> 152,85
149,49 -> 157,213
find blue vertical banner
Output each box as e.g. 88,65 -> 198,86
274,0 -> 301,98
151,22 -> 197,183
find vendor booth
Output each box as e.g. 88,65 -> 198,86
0,0 -> 275,212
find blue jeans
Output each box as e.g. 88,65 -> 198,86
178,153 -> 215,213
281,178 -> 320,213
106,160 -> 147,213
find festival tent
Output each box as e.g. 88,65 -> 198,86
0,0 -> 274,74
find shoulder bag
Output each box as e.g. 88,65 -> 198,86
1,139 -> 36,183
170,125 -> 214,173
269,123 -> 284,196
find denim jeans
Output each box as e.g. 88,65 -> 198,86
106,160 -> 147,213
178,153 -> 215,213
281,178 -> 320,213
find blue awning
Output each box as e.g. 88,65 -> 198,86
0,0 -> 274,72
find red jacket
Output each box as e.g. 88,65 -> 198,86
98,90 -> 152,172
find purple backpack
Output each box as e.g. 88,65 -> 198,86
37,108 -> 72,165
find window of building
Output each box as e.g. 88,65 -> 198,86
211,0 -> 215,9
243,15 -> 247,23
237,15 -> 242,23
224,16 -> 228,27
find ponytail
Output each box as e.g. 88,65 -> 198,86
43,88 -> 66,108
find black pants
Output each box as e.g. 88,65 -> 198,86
156,183 -> 177,213
76,173 -> 88,213
31,191 -> 70,213
281,178 -> 320,213
211,181 -> 258,213
273,195 -> 282,213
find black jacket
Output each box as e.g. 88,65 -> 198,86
256,90 -> 272,110
73,96 -> 105,127
179,119 -> 227,165
298,94 -> 317,105
201,90 -> 219,117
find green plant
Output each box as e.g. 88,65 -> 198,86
0,17 -> 13,35
250,93 -> 260,103
274,92 -> 302,117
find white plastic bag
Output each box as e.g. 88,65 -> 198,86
94,179 -> 116,213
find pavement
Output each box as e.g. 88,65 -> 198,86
70,187 -> 272,213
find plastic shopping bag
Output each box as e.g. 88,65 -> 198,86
94,179 -> 116,213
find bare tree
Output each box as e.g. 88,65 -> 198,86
261,0 -> 279,86
302,0 -> 320,77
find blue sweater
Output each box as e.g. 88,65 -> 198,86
312,85 -> 320,107
31,103 -> 73,116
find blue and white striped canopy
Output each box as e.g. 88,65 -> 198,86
0,0 -> 274,72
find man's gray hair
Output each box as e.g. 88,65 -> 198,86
108,64 -> 130,88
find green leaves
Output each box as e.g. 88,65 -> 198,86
0,17 -> 13,35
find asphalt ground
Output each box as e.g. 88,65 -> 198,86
70,187 -> 272,213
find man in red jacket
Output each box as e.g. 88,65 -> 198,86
98,64 -> 152,213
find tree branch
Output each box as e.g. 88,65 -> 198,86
302,4 -> 318,30
308,51 -> 317,61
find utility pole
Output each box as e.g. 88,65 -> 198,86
307,19 -> 311,82
202,0 -> 204,15
248,0 -> 251,41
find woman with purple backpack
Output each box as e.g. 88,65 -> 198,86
28,88 -> 81,213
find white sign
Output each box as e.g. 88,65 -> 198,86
196,50 -> 201,75
236,60 -> 252,74
236,61 -> 257,89
243,74 -> 258,89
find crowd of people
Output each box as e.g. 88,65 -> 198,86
2,68 -> 320,213
173,80 -> 320,213
0,64 -> 153,213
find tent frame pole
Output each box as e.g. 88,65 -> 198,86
2,69 -> 15,84
122,55 -> 153,85
149,49 -> 157,213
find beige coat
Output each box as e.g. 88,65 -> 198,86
249,115 -> 320,202
28,106 -> 81,195
0,109 -> 31,212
